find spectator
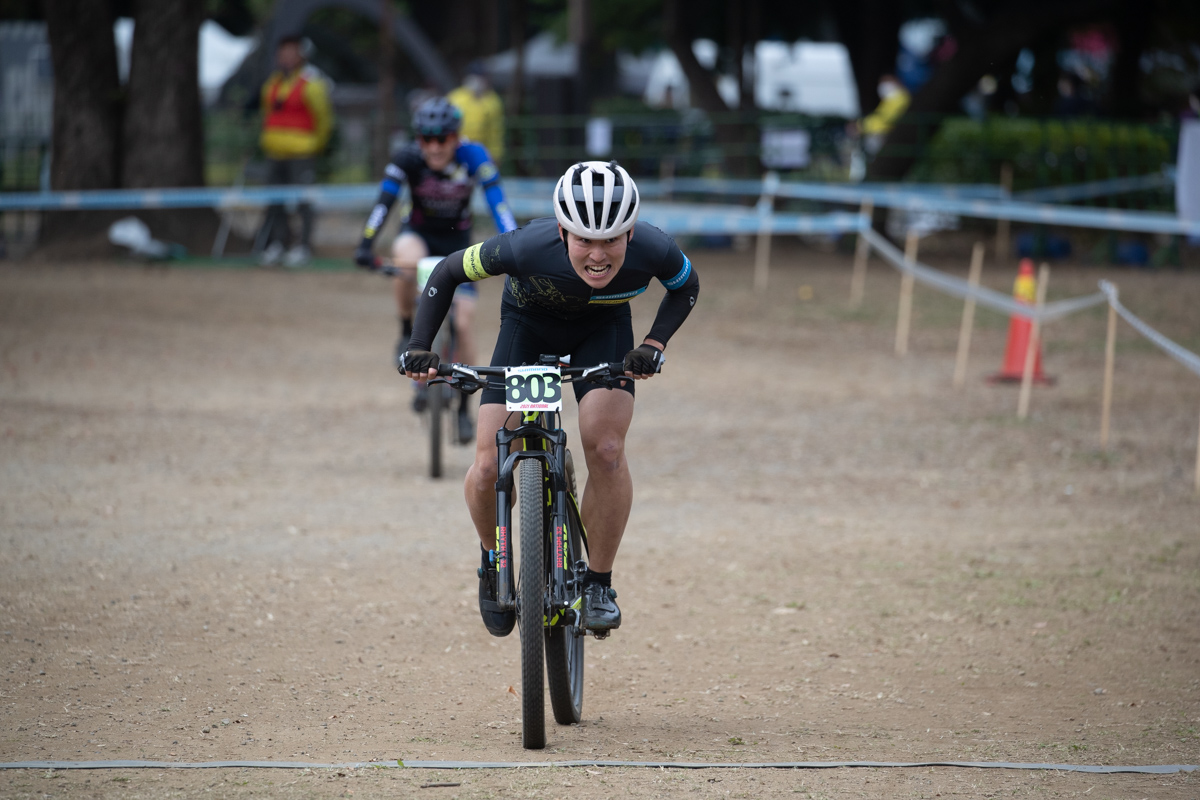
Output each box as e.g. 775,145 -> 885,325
859,74 -> 911,149
447,61 -> 505,161
258,35 -> 333,268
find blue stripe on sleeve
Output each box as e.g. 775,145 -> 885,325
381,178 -> 401,196
663,254 -> 692,290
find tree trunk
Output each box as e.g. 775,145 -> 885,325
121,0 -> 221,252
42,0 -> 123,247
663,0 -> 751,174
44,0 -> 122,192
832,0 -> 902,118
867,0 -> 1117,181
122,0 -> 206,189
1107,0 -> 1149,118
506,0 -> 526,174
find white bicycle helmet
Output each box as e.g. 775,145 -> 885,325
553,161 -> 640,239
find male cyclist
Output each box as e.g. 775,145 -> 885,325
355,96 -> 517,441
400,161 -> 699,636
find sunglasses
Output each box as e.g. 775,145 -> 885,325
419,134 -> 450,145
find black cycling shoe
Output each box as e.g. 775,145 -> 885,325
581,582 -> 621,631
457,407 -> 474,444
477,550 -> 516,637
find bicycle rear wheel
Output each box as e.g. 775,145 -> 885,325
518,457 -> 546,749
546,449 -> 584,724
428,383 -> 444,479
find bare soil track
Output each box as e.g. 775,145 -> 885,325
1,247 -> 1198,798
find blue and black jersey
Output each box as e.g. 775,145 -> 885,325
359,140 -> 516,246
410,217 -> 699,352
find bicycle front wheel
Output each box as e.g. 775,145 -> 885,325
518,457 -> 546,749
546,450 -> 584,724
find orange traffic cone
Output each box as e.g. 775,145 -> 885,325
988,259 -> 1054,384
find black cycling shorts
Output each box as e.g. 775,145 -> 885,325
481,305 -> 634,406
401,225 -> 477,298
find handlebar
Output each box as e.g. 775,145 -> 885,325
364,257 -> 403,278
430,361 -> 630,395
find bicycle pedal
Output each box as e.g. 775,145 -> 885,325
607,588 -> 618,599
590,630 -> 610,640
477,567 -> 484,578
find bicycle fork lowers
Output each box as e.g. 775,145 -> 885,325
492,412 -> 588,636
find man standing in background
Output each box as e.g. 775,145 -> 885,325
258,35 -> 333,268
447,61 -> 505,163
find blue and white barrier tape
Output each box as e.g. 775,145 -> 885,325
1014,169 -> 1175,203
3,176 -> 1195,236
773,184 -> 1200,236
0,184 -> 378,212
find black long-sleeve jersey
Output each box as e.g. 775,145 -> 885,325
410,217 -> 699,352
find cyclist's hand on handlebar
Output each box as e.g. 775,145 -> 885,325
398,349 -> 439,382
354,244 -> 376,269
622,343 -> 663,380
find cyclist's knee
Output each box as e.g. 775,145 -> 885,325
583,433 -> 625,473
469,444 -> 498,485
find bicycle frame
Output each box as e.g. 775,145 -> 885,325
492,411 -> 581,628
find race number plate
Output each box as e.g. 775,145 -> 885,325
504,365 -> 563,412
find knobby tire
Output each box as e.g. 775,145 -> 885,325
518,457 -> 546,749
545,449 -> 585,724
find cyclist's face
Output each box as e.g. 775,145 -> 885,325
419,133 -> 459,171
560,227 -> 631,288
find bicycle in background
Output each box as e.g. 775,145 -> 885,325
369,256 -> 465,478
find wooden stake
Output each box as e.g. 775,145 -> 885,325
1194,403 -> 1200,496
849,199 -> 873,308
1100,298 -> 1118,448
953,242 -> 985,389
753,173 -> 779,292
996,163 -> 1012,264
1017,263 -> 1049,420
894,230 -> 918,357
1194,403 -> 1200,495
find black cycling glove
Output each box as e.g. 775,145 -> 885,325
622,343 -> 663,376
354,241 -> 375,269
398,349 -> 440,375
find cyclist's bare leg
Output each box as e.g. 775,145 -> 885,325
465,402 -> 512,550
576,388 -> 634,573
390,233 -> 427,320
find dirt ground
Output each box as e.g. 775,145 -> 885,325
1,243 -> 1198,799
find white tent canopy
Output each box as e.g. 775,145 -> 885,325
114,18 -> 256,105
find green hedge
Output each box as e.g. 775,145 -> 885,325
910,117 -> 1177,197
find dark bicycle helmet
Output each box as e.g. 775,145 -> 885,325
412,97 -> 463,136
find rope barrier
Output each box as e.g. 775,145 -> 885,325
860,229 -> 1107,323
1099,281 -> 1200,378
0,759 -> 1193,774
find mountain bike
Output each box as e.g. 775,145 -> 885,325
431,355 -> 630,749
371,256 -> 462,478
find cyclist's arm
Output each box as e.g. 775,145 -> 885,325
357,160 -> 408,254
409,239 -> 508,351
462,143 -> 517,233
646,249 -> 699,347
